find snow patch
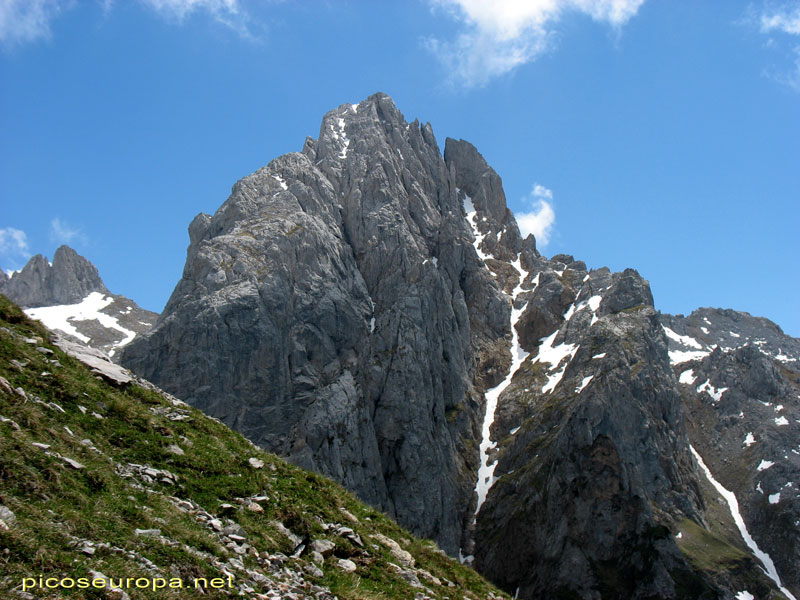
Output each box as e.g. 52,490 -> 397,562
272,174 -> 288,190
775,416 -> 789,426
757,460 -> 774,471
735,592 -> 754,600
743,432 -> 756,447
509,426 -> 520,435
662,325 -> 703,349
463,194 -> 492,261
591,352 -> 606,359
769,492 -> 781,504
535,330 -> 578,395
696,380 -> 728,403
669,349 -> 710,365
575,375 -> 593,394
328,117 -> 350,159
679,369 -> 696,384
565,294 -> 602,326
25,292 -> 137,352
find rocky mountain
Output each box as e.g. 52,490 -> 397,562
0,294 -> 506,600
121,95 -> 504,560
119,93 -> 799,599
661,309 -> 800,596
1,246 -> 158,358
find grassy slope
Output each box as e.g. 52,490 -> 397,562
0,294 -> 507,600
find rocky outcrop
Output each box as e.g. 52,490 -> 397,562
0,245 -> 108,307
1,246 -> 158,358
121,93 -> 507,555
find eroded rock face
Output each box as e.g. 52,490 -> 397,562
120,93 -> 797,598
121,93 -> 507,554
467,251 -> 707,599
1,246 -> 109,307
665,309 -> 800,598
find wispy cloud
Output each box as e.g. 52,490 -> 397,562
517,183 -> 556,248
0,226 -> 30,271
0,0 -> 256,47
139,0 -> 256,39
425,0 -> 646,88
760,5 -> 800,35
50,218 -> 86,246
752,2 -> 800,92
0,227 -> 29,255
0,0 -> 66,47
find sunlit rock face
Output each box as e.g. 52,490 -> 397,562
119,93 -> 799,599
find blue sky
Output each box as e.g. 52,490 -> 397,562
1,0 -> 799,336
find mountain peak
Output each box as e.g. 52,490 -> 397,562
0,245 -> 109,308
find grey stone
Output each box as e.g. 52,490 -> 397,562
61,456 -> 85,469
51,333 -> 132,385
134,528 -> 161,537
167,444 -> 184,456
336,558 -> 357,573
372,533 -> 414,567
0,505 -> 15,525
309,539 -> 336,557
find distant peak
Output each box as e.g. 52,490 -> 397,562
0,245 -> 109,308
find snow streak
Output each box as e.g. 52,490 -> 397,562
463,194 -> 531,516
690,445 -> 796,600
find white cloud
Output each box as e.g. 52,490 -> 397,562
0,227 -> 29,255
517,183 -> 556,247
50,218 -> 86,245
0,0 -> 255,47
760,6 -> 800,35
138,0 -> 254,38
0,0 -> 66,47
426,0 -> 646,87
753,3 -> 800,92
140,0 -> 238,20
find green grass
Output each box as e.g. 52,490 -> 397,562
0,294 -> 506,600
675,518 -> 748,572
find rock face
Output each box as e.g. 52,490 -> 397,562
122,94 -> 506,555
663,309 -> 800,597
120,93 -> 798,599
1,246 -> 158,358
1,245 -> 108,307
